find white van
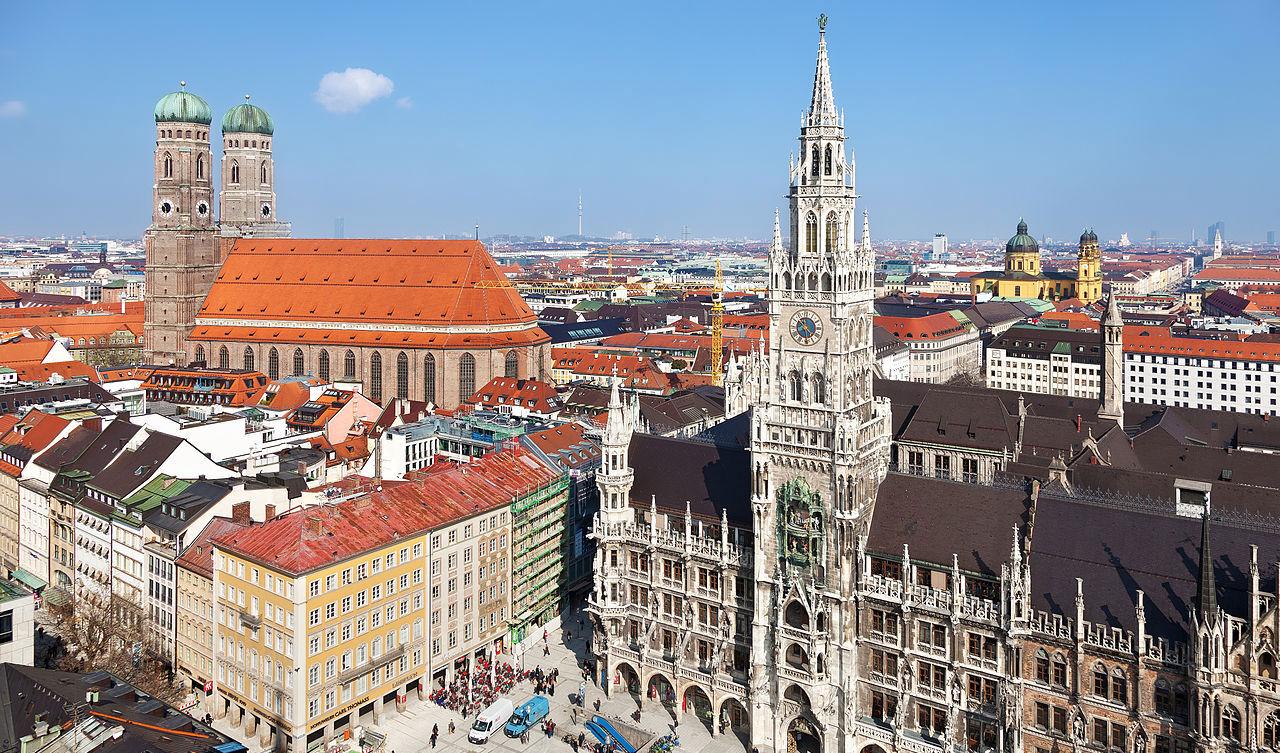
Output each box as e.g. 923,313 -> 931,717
468,698 -> 515,744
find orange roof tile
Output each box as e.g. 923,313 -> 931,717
0,338 -> 58,367
13,361 -> 99,383
189,324 -> 547,349
468,377 -> 561,413
215,448 -> 562,574
1124,326 -> 1280,363
194,240 -> 549,348
875,312 -> 973,340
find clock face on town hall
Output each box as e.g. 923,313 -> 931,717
789,309 -> 823,346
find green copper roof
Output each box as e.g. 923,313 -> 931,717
1006,219 -> 1039,254
154,87 -> 212,125
222,98 -> 274,135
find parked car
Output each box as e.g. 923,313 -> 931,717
468,698 -> 515,744
504,696 -> 550,737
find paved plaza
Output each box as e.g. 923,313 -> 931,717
213,612 -> 751,753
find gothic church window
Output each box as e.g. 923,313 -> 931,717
218,346 -> 229,369
825,212 -> 838,253
824,144 -> 832,175
812,372 -> 826,405
267,348 -> 280,380
810,145 -> 819,177
1263,711 -> 1280,747
459,353 -> 476,398
231,161 -> 240,184
262,162 -> 269,185
805,213 -> 818,254
343,350 -> 356,379
424,354 -> 437,404
318,351 -> 330,381
163,154 -> 173,178
396,352 -> 409,399
194,345 -> 205,364
243,347 -> 255,371
788,371 -> 803,401
1222,705 -> 1241,741
370,353 -> 383,402
504,350 -> 518,378
196,154 -> 204,179
292,348 -> 304,376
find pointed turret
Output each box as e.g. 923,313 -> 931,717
771,208 -> 783,254
861,209 -> 871,253
1196,503 -> 1217,621
604,368 -> 630,447
1099,292 -> 1125,422
808,16 -> 838,126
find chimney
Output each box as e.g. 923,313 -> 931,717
264,503 -> 276,521
231,501 -> 250,525
304,515 -> 325,537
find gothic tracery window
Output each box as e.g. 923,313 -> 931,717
292,348 -> 304,376
424,353 -> 437,404
318,350 -> 330,381
231,160 -> 240,184
243,346 -> 254,371
218,345 -> 229,369
267,347 -> 279,380
261,162 -> 269,185
163,153 -> 173,178
824,144 -> 832,175
825,212 -> 838,253
196,154 -> 204,179
504,350 -> 519,378
805,212 -> 818,255
812,372 -> 827,405
459,352 -> 476,398
396,352 -> 409,399
343,349 -> 356,379
810,144 -> 819,177
789,370 -> 803,402
370,352 -> 383,402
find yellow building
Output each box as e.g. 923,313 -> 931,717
970,221 -> 1104,304
209,449 -> 560,753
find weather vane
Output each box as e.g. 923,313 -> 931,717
818,13 -> 828,32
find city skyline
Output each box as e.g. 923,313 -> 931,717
1,1 -> 1277,241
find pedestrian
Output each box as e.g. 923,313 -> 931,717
549,682 -> 555,697
594,698 -> 601,712
571,707 -> 579,725
448,721 -> 455,734
543,629 -> 549,643
544,643 -> 550,656
578,731 -> 586,749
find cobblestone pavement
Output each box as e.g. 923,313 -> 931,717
211,613 -> 751,753
376,615 -> 750,753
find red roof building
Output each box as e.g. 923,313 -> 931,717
188,239 -> 552,409
467,377 -> 563,416
141,367 -> 269,407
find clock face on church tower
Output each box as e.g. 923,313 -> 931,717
790,309 -> 823,346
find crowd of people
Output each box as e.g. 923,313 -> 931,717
426,655 -> 522,716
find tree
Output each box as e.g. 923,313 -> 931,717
41,591 -> 182,704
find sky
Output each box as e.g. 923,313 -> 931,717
0,0 -> 1277,243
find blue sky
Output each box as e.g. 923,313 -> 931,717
1,0 -> 1276,242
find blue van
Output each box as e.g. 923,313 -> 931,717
504,695 -> 551,737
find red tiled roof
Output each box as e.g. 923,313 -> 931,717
875,312 -> 972,341
176,516 -> 253,580
0,410 -> 70,477
193,240 -> 549,348
190,325 -> 548,349
523,422 -> 600,469
468,377 -> 562,414
1124,326 -> 1280,363
214,448 -> 562,574
13,361 -> 99,383
142,367 -> 269,406
0,338 -> 58,366
0,281 -> 21,303
1195,268 -> 1280,283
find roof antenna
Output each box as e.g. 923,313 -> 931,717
474,224 -> 480,241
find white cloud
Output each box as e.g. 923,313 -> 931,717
395,96 -> 413,110
0,100 -> 26,118
314,68 -> 394,114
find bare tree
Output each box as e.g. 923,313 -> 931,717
42,592 -> 182,704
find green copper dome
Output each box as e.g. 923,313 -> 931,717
1006,219 -> 1039,254
221,97 -> 274,135
154,86 -> 212,125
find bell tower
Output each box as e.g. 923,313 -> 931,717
1076,228 -> 1102,304
143,83 -> 220,365
748,17 -> 890,753
219,95 -> 290,261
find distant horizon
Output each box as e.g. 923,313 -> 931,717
1,2 -> 1276,241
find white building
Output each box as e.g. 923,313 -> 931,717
877,312 -> 982,383
0,579 -> 36,666
985,325 -> 1103,397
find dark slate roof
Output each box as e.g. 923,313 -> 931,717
896,388 -> 1016,452
693,409 -> 751,449
869,473 -> 1030,576
541,318 -> 627,344
142,480 -> 236,534
87,431 -> 183,499
628,433 -> 750,526
990,325 -> 1104,364
639,389 -> 724,434
1029,494 -> 1280,642
32,424 -> 101,471
0,663 -> 233,753
0,379 -> 116,414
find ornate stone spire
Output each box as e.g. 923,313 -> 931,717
604,366 -> 629,447
771,208 -> 782,253
808,16 -> 838,126
1196,502 -> 1217,621
861,209 -> 871,253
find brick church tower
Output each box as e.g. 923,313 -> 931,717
143,84 -> 221,365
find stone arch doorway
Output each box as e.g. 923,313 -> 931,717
719,697 -> 749,742
614,662 -> 641,703
646,673 -> 676,716
788,715 -> 822,753
681,684 -> 713,730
